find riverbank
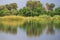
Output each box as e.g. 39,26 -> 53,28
0,15 -> 60,26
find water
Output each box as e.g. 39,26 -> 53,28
0,21 -> 60,40
0,26 -> 60,40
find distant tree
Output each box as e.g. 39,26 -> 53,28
5,4 -> 11,10
10,9 -> 18,15
10,3 -> 17,9
46,3 -> 55,11
0,6 -> 4,10
55,7 -> 60,15
0,8 -> 10,16
18,6 -> 47,16
47,10 -> 56,16
34,7 -> 47,15
5,3 -> 17,10
50,3 -> 55,10
18,7 -> 32,16
19,7 -> 39,16
18,1 -> 47,16
26,1 -> 42,10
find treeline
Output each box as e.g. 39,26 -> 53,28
0,1 -> 60,17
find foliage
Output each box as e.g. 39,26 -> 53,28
47,10 -> 56,16
5,3 -> 17,10
18,7 -> 33,16
0,5 -> 5,10
26,1 -> 42,10
55,7 -> 60,15
53,15 -> 60,24
0,3 -> 18,16
18,7 -> 42,16
18,1 -> 47,17
46,3 -> 55,10
10,9 -> 18,15
0,1 -> 59,17
0,8 -> 10,16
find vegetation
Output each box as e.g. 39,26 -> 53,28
0,15 -> 59,26
0,1 -> 60,35
0,1 -> 60,17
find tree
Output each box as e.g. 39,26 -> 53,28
9,3 -> 17,9
0,8 -> 10,16
55,7 -> 60,15
46,3 -> 55,11
18,7 -> 32,16
5,4 -> 11,10
19,7 -> 40,16
26,1 -> 42,10
34,7 -> 47,15
0,6 -> 4,10
18,1 -> 47,16
5,3 -> 17,10
18,6 -> 47,16
47,10 -> 56,16
10,9 -> 18,15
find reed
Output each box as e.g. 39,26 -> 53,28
0,15 -> 60,27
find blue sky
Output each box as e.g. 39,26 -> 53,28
0,0 -> 60,9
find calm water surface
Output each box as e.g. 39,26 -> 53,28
0,26 -> 60,40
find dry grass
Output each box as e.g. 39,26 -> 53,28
0,15 -> 60,27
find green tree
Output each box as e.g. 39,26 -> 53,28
19,1 -> 47,16
10,3 -> 17,9
0,6 -> 4,10
0,8 -> 10,16
10,9 -> 18,15
34,7 -> 47,15
5,4 -> 11,10
18,7 -> 32,16
5,3 -> 17,10
47,10 -> 56,16
46,3 -> 55,11
55,7 -> 60,15
26,1 -> 42,10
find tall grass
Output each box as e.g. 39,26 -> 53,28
0,15 -> 60,27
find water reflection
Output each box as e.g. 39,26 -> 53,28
46,26 -> 55,34
20,21 -> 46,36
46,21 -> 55,34
0,20 -> 60,36
0,21 -> 60,40
55,23 -> 60,30
0,22 -> 17,34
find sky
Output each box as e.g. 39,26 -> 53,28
0,0 -> 60,9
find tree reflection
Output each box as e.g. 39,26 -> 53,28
26,28 -> 42,36
20,21 -> 46,36
55,23 -> 60,30
46,22 -> 55,34
46,27 -> 54,34
0,22 -> 17,34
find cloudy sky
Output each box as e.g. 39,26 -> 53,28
0,0 -> 60,9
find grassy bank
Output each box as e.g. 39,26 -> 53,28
0,15 -> 60,26
0,15 -> 60,35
